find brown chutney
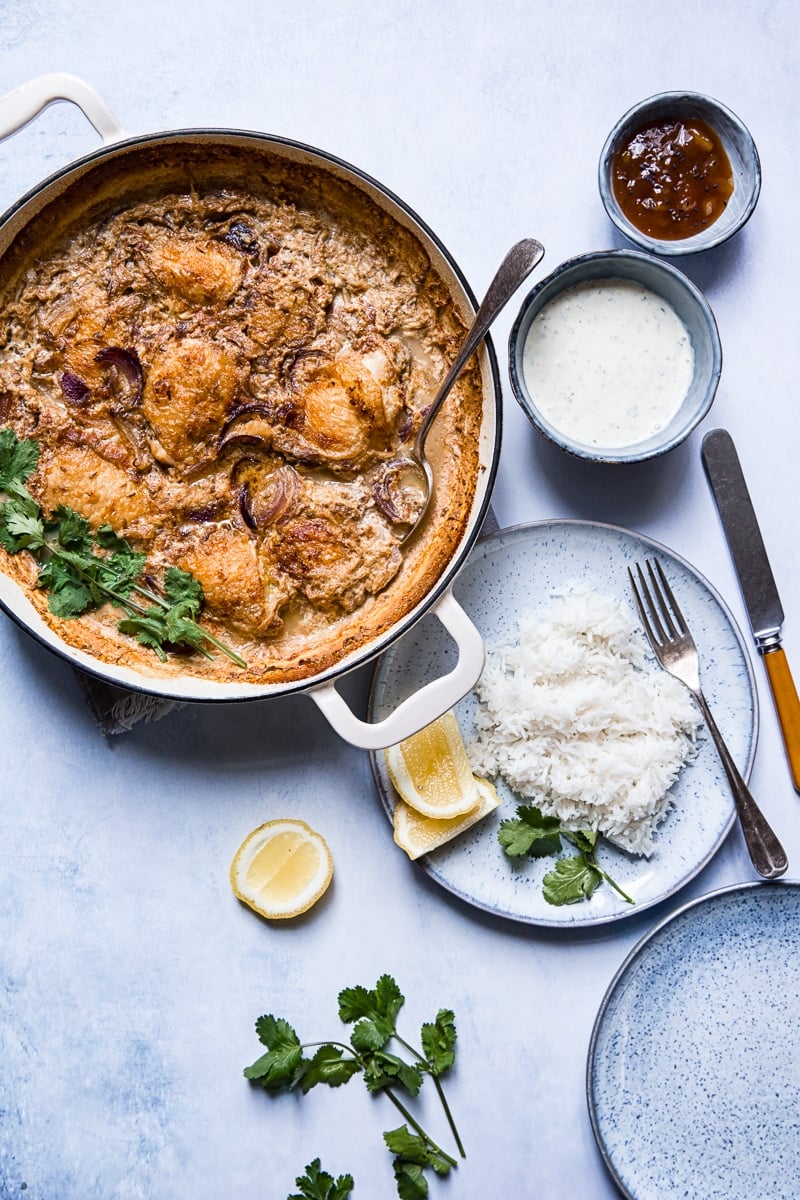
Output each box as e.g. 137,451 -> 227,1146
611,118 -> 734,240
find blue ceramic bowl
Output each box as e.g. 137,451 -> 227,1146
508,249 -> 722,464
598,91 -> 761,255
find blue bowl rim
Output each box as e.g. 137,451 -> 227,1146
597,89 -> 762,256
507,248 -> 723,464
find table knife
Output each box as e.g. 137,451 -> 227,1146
702,427 -> 800,792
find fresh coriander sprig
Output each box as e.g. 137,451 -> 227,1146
498,804 -> 635,906
289,1158 -> 353,1200
0,428 -> 245,667
245,975 -> 463,1199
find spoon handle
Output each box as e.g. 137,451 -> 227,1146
415,238 -> 545,449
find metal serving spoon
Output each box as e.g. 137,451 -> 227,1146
382,237 -> 545,541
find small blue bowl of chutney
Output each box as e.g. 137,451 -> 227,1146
598,91 -> 761,255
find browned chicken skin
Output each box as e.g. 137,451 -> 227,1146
141,336 -> 242,465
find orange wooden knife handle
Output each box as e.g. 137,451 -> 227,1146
763,646 -> 800,793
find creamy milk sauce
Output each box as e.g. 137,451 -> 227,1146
521,278 -> 694,448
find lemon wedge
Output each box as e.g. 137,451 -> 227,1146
384,712 -> 479,819
393,776 -> 501,860
230,819 -> 333,920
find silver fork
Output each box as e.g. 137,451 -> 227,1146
629,558 -> 788,880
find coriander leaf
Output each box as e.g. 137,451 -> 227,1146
383,1126 -> 432,1166
363,1052 -> 422,1097
498,804 -> 562,858
164,605 -> 208,646
53,505 -> 93,554
0,512 -> 17,554
392,1160 -> 428,1200
289,1157 -> 354,1200
4,485 -> 40,519
338,974 -> 404,1038
0,429 -> 39,489
163,565 -> 203,614
384,1127 -> 454,1185
542,855 -> 602,906
351,1018 -> 390,1054
3,502 -> 45,550
96,547 -> 146,596
561,831 -> 634,905
4,501 -> 44,544
243,1015 -> 303,1088
118,603 -> 208,661
255,1013 -> 299,1048
41,564 -> 95,618
362,1055 -> 391,1093
374,975 -> 405,1026
567,829 -> 598,854
118,588 -> 242,667
337,985 -> 373,1023
118,611 -> 170,658
420,1009 -> 456,1076
384,1054 -> 424,1096
95,524 -> 132,552
296,1044 -> 361,1093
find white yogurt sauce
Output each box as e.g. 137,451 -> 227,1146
521,278 -> 694,449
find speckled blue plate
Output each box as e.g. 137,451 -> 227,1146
588,881 -> 800,1199
369,520 -> 757,927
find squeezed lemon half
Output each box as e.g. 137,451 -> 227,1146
230,819 -> 333,920
393,776 -> 501,860
384,712 -> 480,819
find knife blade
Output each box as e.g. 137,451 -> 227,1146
702,427 -> 800,792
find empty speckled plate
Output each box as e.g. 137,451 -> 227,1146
368,520 -> 757,927
587,881 -> 800,1199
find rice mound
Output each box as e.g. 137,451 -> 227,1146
467,586 -> 703,856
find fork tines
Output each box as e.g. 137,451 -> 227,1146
628,558 -> 689,649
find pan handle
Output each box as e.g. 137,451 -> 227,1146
306,589 -> 485,751
0,73 -> 127,147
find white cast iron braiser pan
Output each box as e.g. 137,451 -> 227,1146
0,74 -> 502,750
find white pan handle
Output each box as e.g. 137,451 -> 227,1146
0,73 -> 127,147
307,589 -> 485,751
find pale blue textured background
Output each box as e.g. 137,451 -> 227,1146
1,2 -> 799,1198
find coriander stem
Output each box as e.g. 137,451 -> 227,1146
430,1078 -> 465,1158
302,1040 -> 358,1057
299,1039 -> 460,1171
599,869 -> 635,905
51,549 -> 153,615
130,582 -> 246,666
394,1035 -> 465,1159
53,549 -> 245,667
382,1087 -> 458,1170
563,832 -> 635,907
131,581 -> 170,608
190,623 -> 248,668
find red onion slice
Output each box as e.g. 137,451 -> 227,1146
218,405 -> 277,455
218,430 -> 271,454
237,464 -> 300,531
221,402 -> 273,432
222,221 -> 258,254
95,346 -> 144,405
238,484 -> 258,530
59,371 -> 90,405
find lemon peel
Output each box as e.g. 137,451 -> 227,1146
230,818 -> 333,920
384,712 -> 479,819
393,776 -> 501,860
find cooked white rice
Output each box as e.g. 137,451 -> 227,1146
467,585 -> 703,856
